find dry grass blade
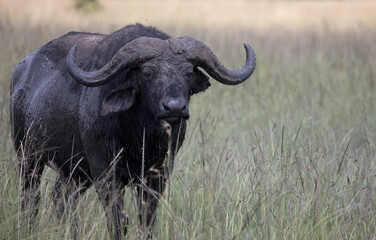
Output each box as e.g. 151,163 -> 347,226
336,138 -> 352,177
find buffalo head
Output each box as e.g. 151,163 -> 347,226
67,36 -> 256,124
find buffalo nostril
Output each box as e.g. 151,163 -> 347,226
162,103 -> 170,112
162,99 -> 187,114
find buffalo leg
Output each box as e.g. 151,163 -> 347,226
52,175 -> 90,219
19,156 -> 45,226
52,174 -> 90,239
95,178 -> 128,240
137,173 -> 167,238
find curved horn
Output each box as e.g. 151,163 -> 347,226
67,37 -> 164,87
171,36 -> 256,85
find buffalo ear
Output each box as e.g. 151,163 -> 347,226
101,86 -> 137,116
191,68 -> 211,95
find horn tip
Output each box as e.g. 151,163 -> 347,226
243,43 -> 256,56
243,43 -> 256,67
69,43 -> 78,55
67,43 -> 78,65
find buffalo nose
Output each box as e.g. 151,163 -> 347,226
161,98 -> 188,115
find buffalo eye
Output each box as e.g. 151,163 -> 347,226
182,65 -> 194,79
143,72 -> 151,78
142,67 -> 154,79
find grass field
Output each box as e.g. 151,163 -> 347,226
1,0 -> 376,239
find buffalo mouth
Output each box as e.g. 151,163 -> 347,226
158,116 -> 189,125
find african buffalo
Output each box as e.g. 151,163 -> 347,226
10,24 -> 256,239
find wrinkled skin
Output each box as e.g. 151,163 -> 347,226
10,24 -> 255,239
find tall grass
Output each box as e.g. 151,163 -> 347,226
1,7 -> 376,240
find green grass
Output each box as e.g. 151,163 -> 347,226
1,11 -> 376,240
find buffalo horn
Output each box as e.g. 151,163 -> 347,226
67,37 -> 164,87
172,36 -> 256,85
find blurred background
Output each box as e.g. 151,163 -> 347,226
1,1 -> 376,239
1,0 -> 375,32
